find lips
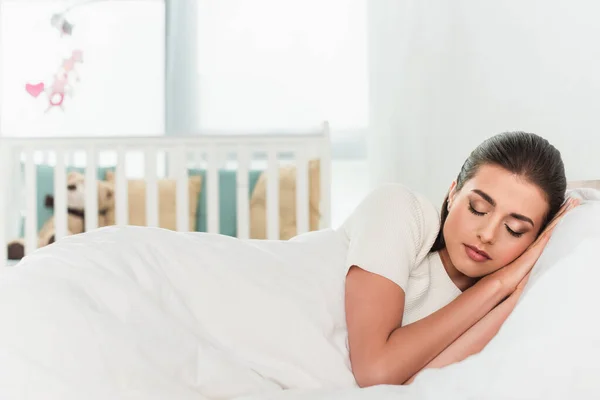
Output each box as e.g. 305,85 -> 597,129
464,244 -> 491,262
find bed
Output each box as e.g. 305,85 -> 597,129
0,122 -> 332,264
1,127 -> 600,399
0,186 -> 598,400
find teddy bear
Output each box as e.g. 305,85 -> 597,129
7,171 -> 115,260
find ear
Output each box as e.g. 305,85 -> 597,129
66,171 -> 78,182
447,180 -> 458,211
67,171 -> 84,185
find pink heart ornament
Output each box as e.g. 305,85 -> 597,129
26,82 -> 45,98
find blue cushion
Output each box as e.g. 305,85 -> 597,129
19,165 -> 263,238
189,169 -> 263,237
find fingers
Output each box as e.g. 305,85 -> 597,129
515,272 -> 531,292
504,198 -> 580,291
531,198 -> 580,249
552,197 -> 578,222
543,198 -> 580,234
531,217 -> 557,248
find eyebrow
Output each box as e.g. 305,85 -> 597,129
471,189 -> 535,227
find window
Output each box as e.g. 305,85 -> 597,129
2,0 -> 368,156
0,0 -> 165,137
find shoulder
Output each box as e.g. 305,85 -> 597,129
339,183 -> 441,290
341,183 -> 440,234
373,183 -> 435,210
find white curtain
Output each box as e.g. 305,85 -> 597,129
167,0 -> 368,148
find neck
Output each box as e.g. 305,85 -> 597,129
438,247 -> 478,292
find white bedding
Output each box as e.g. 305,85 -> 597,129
0,225 -> 358,399
1,189 -> 599,400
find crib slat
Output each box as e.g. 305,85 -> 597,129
173,147 -> 189,231
0,144 -> 9,263
84,148 -> 98,231
167,149 -> 176,179
145,148 -> 159,228
53,150 -> 68,241
266,147 -> 279,240
236,148 -> 250,239
295,148 -> 309,235
320,122 -> 332,229
194,152 -> 203,170
24,148 -> 37,255
115,147 -> 128,226
207,146 -> 220,234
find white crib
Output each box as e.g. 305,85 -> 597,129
0,122 -> 332,264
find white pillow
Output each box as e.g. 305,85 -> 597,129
567,187 -> 600,202
409,200 -> 600,400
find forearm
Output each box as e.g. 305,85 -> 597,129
374,275 -> 510,385
404,288 -> 523,384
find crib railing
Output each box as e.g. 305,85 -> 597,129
0,122 -> 331,262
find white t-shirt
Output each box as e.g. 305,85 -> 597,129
337,183 -> 462,326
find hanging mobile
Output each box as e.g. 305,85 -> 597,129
24,0 -> 106,112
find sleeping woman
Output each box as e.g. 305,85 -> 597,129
0,131 -> 581,398
341,131 -> 579,386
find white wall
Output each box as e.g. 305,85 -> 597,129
367,0 -> 600,206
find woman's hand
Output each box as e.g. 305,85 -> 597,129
490,197 -> 580,293
404,268 -> 535,385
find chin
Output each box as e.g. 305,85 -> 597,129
459,264 -> 492,278
452,262 -> 477,278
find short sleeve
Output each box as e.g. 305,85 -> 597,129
339,183 -> 440,292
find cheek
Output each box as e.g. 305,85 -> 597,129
443,206 -> 472,241
493,239 -> 534,267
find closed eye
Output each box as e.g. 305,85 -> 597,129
505,225 -> 525,238
470,202 -> 526,238
468,202 -> 485,216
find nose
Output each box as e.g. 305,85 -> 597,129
477,221 -> 498,245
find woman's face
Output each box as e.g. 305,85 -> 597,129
443,164 -> 550,278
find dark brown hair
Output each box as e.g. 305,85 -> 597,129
430,131 -> 566,252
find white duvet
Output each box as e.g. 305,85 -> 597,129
0,225 -> 359,399
1,189 -> 600,400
